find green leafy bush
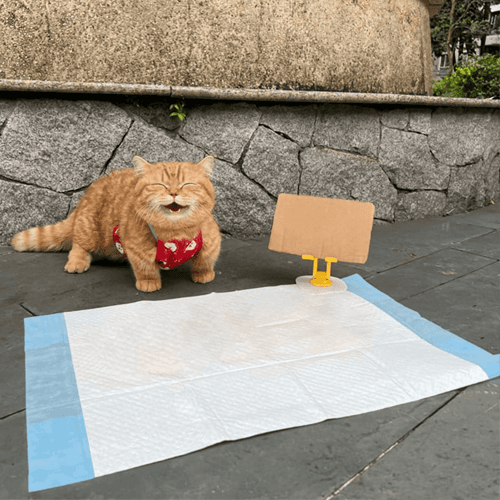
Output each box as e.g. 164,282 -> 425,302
433,54 -> 500,99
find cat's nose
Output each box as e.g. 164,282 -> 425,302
171,193 -> 178,198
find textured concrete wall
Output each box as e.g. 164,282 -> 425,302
0,0 -> 444,96
0,96 -> 498,245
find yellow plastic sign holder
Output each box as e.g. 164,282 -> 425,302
302,255 -> 338,287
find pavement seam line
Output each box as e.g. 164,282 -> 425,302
368,234 -> 497,275
453,220 -> 500,231
323,389 -> 464,499
19,303 -> 37,316
401,259 -> 500,302
448,242 -> 500,262
362,247 -> 448,275
454,227 -> 497,243
0,408 -> 25,421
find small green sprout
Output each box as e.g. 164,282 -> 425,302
169,102 -> 186,121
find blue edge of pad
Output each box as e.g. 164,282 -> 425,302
344,274 -> 500,380
25,313 -> 95,492
25,274 -> 500,492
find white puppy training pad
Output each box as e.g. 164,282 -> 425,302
25,275 -> 500,492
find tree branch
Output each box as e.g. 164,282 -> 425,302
446,0 -> 456,72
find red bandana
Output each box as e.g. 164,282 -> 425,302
113,225 -> 203,270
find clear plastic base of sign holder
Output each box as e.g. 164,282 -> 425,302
295,275 -> 348,293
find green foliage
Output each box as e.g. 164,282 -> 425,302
433,54 -> 500,98
169,102 -> 186,121
431,0 -> 491,65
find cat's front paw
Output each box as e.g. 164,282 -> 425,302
192,269 -> 215,284
64,256 -> 91,273
136,279 -> 162,292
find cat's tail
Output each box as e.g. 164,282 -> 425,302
10,212 -> 75,252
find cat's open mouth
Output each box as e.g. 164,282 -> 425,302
165,202 -> 186,213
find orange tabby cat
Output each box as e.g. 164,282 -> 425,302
10,155 -> 221,292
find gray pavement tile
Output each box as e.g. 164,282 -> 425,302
0,411 -> 28,500
350,219 -> 492,274
18,265 -> 206,316
0,392 -> 456,500
218,237 -> 371,283
1,209 -> 498,500
366,248 -> 496,301
332,380 -> 500,500
454,229 -> 500,260
401,261 -> 500,355
448,204 -> 500,230
11,238 -> 367,316
0,305 -> 31,417
0,250 -> 132,308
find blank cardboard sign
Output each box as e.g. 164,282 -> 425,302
269,194 -> 375,263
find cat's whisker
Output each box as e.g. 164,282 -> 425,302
195,202 -> 212,217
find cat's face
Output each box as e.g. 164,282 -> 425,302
133,156 -> 216,226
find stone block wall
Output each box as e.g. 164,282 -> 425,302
0,95 -> 499,245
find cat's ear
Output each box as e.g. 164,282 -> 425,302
132,155 -> 151,176
197,155 -> 215,178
